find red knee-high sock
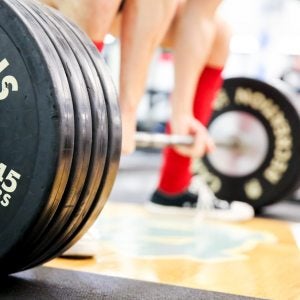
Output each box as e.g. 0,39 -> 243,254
93,41 -> 104,52
157,66 -> 224,195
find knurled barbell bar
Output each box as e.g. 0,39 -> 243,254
135,132 -> 249,153
0,0 -> 300,276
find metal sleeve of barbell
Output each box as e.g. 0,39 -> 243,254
135,132 -> 194,148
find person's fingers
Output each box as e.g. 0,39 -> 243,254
192,120 -> 215,155
206,134 -> 215,153
173,121 -> 208,157
170,116 -> 215,158
121,126 -> 136,155
121,139 -> 135,155
190,124 -> 207,157
120,112 -> 137,155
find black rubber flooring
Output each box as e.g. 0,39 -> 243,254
0,267 -> 262,300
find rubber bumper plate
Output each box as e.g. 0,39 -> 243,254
19,0 -> 109,270
0,0 -> 74,274
200,77 -> 300,210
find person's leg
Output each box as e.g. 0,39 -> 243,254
170,0 -> 222,156
40,0 -> 122,43
154,15 -> 231,205
119,0 -> 180,154
193,15 -> 232,122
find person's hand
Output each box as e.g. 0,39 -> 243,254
120,108 -> 137,155
170,114 -> 215,158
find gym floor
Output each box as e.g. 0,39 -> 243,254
47,150 -> 300,300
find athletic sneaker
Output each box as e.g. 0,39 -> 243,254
150,190 -> 198,208
148,176 -> 255,222
149,189 -> 230,211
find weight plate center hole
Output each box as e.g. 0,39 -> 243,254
208,111 -> 269,177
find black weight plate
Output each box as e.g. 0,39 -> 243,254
37,7 -> 121,257
0,0 -> 75,275
20,0 -> 109,269
201,77 -> 300,210
9,0 -> 93,270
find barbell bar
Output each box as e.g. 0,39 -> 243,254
135,132 -> 248,153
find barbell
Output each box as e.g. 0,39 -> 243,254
0,0 -> 300,275
135,132 -> 249,153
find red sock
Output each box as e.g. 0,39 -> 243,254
157,65 -> 224,195
93,41 -> 104,52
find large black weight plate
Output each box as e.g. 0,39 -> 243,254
19,0 -> 109,269
199,77 -> 300,210
10,0 -> 93,270
41,7 -> 121,257
0,0 -> 75,274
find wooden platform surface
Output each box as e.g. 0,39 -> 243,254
47,202 -> 300,299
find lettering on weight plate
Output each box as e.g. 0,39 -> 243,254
234,87 -> 293,185
0,58 -> 19,101
193,159 -> 222,193
0,163 -> 21,208
213,89 -> 230,111
244,178 -> 263,200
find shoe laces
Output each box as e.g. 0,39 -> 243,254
189,175 -> 229,210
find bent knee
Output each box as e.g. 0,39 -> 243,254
207,16 -> 232,67
215,16 -> 232,45
214,16 -> 232,57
